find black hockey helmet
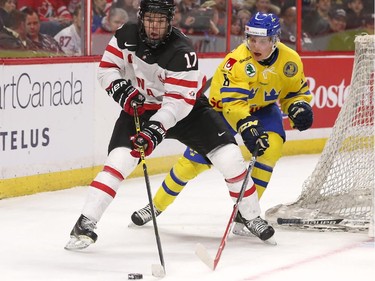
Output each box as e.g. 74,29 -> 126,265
138,0 -> 175,48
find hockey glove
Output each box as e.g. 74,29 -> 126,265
130,121 -> 166,157
237,116 -> 269,156
107,79 -> 145,115
288,102 -> 313,131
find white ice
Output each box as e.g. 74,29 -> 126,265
1,154 -> 374,281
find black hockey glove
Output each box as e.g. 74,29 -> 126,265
237,116 -> 269,156
288,102 -> 313,131
130,121 -> 166,157
107,79 -> 145,115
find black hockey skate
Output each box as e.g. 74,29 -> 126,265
131,203 -> 162,226
233,212 -> 276,245
244,216 -> 275,240
64,214 -> 98,250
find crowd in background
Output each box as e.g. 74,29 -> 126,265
0,0 -> 374,57
231,0 -> 374,51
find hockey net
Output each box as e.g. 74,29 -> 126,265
266,34 -> 375,235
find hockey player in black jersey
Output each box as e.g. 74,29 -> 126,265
65,0 -> 274,251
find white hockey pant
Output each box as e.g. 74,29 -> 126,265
82,147 -> 139,222
207,143 -> 261,220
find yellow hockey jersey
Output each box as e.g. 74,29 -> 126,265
209,42 -> 312,131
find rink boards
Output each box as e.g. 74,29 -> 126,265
0,56 -> 354,198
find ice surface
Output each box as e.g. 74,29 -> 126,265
1,154 -> 374,281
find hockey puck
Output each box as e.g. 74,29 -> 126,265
128,273 -> 143,280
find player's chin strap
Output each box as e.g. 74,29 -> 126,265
132,103 -> 166,278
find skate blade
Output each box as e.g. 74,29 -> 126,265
232,223 -> 277,246
127,222 -> 145,228
232,222 -> 253,237
128,222 -> 137,228
151,264 -> 165,278
64,236 -> 94,251
263,237 -> 277,246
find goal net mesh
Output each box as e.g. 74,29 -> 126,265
265,34 -> 374,233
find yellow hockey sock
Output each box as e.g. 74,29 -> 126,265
154,156 -> 211,211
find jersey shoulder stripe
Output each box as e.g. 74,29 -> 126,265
105,44 -> 124,59
99,61 -> 119,68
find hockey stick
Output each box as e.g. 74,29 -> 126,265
277,218 -> 344,225
195,145 -> 259,270
133,105 -> 166,278
277,218 -> 370,232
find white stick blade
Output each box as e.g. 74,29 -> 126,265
195,243 -> 214,270
151,264 -> 165,278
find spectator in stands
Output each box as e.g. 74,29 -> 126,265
236,8 -> 252,31
54,4 -> 81,56
95,7 -> 128,33
113,0 -> 139,23
231,14 -> 242,36
362,13 -> 374,34
280,5 -> 313,50
324,7 -> 347,34
204,0 -> 227,36
22,6 -> 64,55
323,8 -> 352,50
17,0 -> 73,36
280,5 -> 297,45
178,0 -> 199,13
171,3 -> 183,31
0,9 -> 37,51
301,0 -> 317,15
231,14 -> 241,34
64,0 -> 81,14
326,11 -> 374,51
345,0 -> 365,30
230,14 -> 243,49
0,0 -> 16,27
93,0 -> 109,32
232,0 -> 245,11
302,0 -> 332,36
178,1 -> 220,35
233,0 -> 254,10
177,0 -> 199,31
250,0 -> 280,15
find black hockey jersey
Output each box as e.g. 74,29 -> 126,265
98,23 -> 206,130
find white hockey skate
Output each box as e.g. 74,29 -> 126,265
64,214 -> 98,250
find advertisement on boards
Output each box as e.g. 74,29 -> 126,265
0,63 -> 96,179
0,56 -> 355,182
283,56 -> 354,130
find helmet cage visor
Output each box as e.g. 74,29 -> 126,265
138,0 -> 175,48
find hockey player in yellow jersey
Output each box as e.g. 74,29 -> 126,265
131,12 -> 313,237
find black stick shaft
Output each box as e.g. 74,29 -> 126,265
133,105 -> 165,272
277,218 -> 344,225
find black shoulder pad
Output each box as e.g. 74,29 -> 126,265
115,23 -> 139,51
160,29 -> 198,72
